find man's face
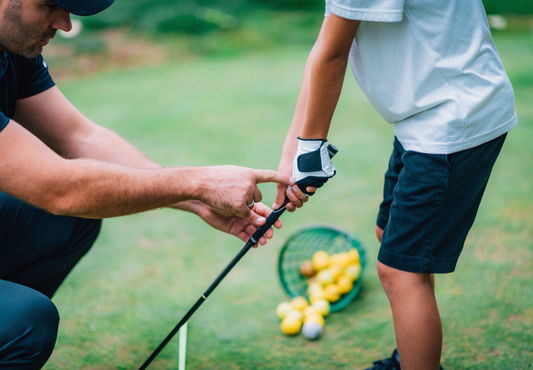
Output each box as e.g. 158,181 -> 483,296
0,0 -> 72,58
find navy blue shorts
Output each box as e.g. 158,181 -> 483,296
377,134 -> 507,274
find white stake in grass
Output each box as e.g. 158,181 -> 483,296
178,323 -> 188,370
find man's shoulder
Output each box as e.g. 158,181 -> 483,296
5,52 -> 55,99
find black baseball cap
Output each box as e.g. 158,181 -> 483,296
52,0 -> 114,16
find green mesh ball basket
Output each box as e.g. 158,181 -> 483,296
278,224 -> 366,313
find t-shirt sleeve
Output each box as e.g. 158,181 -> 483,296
326,0 -> 404,22
325,0 -> 332,17
0,110 -> 9,133
16,55 -> 55,100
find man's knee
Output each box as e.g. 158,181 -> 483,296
0,281 -> 59,369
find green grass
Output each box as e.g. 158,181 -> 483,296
44,31 -> 533,370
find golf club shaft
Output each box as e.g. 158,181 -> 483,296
138,144 -> 338,369
138,199 -> 290,370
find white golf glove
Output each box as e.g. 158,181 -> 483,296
292,138 -> 337,195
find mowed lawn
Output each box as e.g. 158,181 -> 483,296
44,31 -> 532,370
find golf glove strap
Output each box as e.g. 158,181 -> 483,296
293,137 -> 336,195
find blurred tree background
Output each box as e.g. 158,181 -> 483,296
483,0 -> 533,15
82,0 -> 533,33
44,0 -> 533,80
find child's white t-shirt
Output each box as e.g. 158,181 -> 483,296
325,0 -> 517,154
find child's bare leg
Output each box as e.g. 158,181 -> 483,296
377,260 -> 442,370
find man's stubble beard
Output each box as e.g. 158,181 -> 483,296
0,0 -> 54,59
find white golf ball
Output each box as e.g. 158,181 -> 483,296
301,320 -> 323,340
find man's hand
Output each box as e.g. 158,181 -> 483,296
194,165 -> 294,224
197,202 -> 283,247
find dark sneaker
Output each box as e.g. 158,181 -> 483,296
365,349 -> 445,370
365,349 -> 401,370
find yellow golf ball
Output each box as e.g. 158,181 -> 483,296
309,289 -> 326,304
337,276 -> 354,294
312,251 -> 330,271
302,305 -> 321,318
330,253 -> 350,270
316,269 -> 335,286
347,248 -> 360,264
290,296 -> 309,311
312,299 -> 330,316
304,313 -> 325,327
276,302 -> 292,319
307,281 -> 322,296
345,264 -> 361,281
322,284 -> 340,302
281,316 -> 302,335
285,309 -> 303,321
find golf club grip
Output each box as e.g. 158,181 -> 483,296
248,198 -> 290,244
248,142 -> 338,244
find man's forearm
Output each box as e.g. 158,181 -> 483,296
0,122 -> 292,220
1,135 -> 200,218
65,123 -> 162,169
53,163 -> 201,218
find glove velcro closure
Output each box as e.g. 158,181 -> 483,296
297,148 -> 323,172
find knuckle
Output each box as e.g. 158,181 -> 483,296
265,170 -> 276,181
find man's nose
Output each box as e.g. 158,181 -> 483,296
50,8 -> 72,33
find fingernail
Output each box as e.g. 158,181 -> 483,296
258,217 -> 266,223
272,203 -> 279,209
289,177 -> 295,184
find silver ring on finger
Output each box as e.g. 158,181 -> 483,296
247,199 -> 255,210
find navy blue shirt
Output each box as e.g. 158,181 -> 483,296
0,51 -> 55,132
